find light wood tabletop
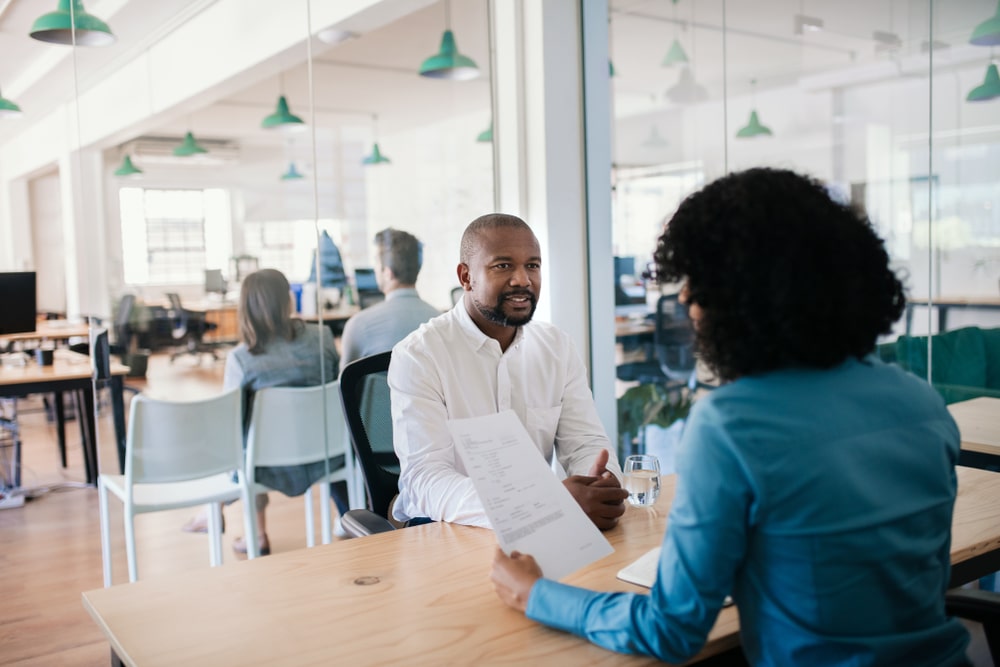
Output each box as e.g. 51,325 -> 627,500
0,348 -> 128,387
0,319 -> 92,344
949,397 -> 1000,457
82,466 -> 1000,666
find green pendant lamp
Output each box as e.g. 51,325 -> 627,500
736,110 -> 773,138
113,155 -> 143,177
419,0 -> 479,80
30,0 -> 115,46
262,95 -> 305,131
362,143 -> 391,165
281,162 -> 305,180
736,80 -> 772,138
609,59 -> 616,77
173,131 -> 208,157
970,1 -> 1000,46
476,122 -> 493,143
967,63 -> 1000,102
666,67 -> 707,104
0,87 -> 23,119
662,0 -> 688,67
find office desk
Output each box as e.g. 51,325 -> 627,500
0,320 -> 91,346
905,296 -> 1000,333
83,475 -> 738,666
83,466 -> 1000,666
0,350 -> 129,485
950,397 -> 1000,471
299,306 -> 360,337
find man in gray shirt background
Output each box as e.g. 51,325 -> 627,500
339,228 -> 441,367
333,228 -> 440,528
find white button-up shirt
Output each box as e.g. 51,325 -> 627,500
389,302 -> 621,527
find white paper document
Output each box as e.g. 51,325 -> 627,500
447,410 -> 614,580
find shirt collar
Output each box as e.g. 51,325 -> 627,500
453,300 -> 526,352
385,287 -> 419,302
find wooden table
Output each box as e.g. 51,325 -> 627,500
950,396 -> 1000,471
299,306 -> 360,337
82,466 -> 1000,666
905,296 -> 1000,333
0,349 -> 129,485
0,320 -> 92,346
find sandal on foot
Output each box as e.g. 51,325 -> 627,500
232,535 -> 270,556
181,513 -> 225,534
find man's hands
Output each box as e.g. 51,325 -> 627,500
563,449 -> 628,531
491,547 -> 543,613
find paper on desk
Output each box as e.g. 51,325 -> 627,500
447,410 -> 614,581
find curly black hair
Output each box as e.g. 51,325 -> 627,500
654,167 -> 905,381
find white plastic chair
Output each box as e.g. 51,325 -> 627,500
244,380 -> 360,557
98,389 -> 250,587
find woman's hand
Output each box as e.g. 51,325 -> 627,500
491,547 -> 543,613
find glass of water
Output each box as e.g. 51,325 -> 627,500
624,454 -> 661,507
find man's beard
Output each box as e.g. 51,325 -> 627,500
473,290 -> 537,327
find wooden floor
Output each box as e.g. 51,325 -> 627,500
0,352 -> 349,666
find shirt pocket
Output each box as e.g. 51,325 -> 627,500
526,405 -> 562,450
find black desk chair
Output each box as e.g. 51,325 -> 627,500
947,588 -> 1000,663
616,294 -> 697,389
165,293 -> 218,363
338,351 -> 400,536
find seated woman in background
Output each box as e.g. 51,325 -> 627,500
491,168 -> 970,666
183,268 -> 339,556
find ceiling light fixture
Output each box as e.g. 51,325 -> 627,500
262,95 -> 305,131
173,131 -> 209,157
419,0 -> 479,80
113,155 -> 143,178
967,63 -> 1000,102
476,122 -> 493,143
362,115 -> 391,165
642,125 -> 669,149
0,87 -> 23,119
29,0 -> 115,47
662,0 -> 689,67
281,162 -> 305,181
970,1 -> 1000,46
736,80 -> 773,138
794,14 -> 824,35
316,28 -> 357,45
665,67 -> 708,104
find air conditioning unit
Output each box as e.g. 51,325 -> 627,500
126,135 -> 241,166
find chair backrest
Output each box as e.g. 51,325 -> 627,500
246,380 -> 348,470
339,351 -> 398,519
90,327 -> 111,382
654,294 -> 697,382
114,295 -> 135,348
165,292 -> 189,337
125,389 -> 243,485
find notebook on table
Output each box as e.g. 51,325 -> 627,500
617,547 -> 734,606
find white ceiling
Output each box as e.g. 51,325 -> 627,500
0,0 -> 995,155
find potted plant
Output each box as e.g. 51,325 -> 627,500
617,383 -> 692,471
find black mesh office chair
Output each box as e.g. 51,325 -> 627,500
946,589 -> 1000,663
338,351 -> 400,536
165,293 -> 218,363
616,294 -> 697,390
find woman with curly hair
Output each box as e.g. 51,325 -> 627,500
491,168 -> 969,666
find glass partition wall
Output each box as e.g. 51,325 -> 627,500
605,0 -> 1000,464
0,0 -> 493,577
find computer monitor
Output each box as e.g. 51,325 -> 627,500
0,272 -> 37,335
614,256 -> 645,306
354,268 -> 380,294
204,269 -> 227,296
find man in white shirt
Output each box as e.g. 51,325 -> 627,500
389,213 -> 628,530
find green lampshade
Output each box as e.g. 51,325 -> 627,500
970,1 -> 1000,46
609,59 -> 616,77
419,30 -> 480,80
967,64 -> 1000,102
262,96 -> 305,130
362,142 -> 391,165
281,162 -> 305,180
735,110 -> 773,138
0,88 -> 22,119
173,132 -> 208,157
661,39 -> 689,66
30,0 -> 115,46
476,123 -> 493,143
113,155 -> 142,177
